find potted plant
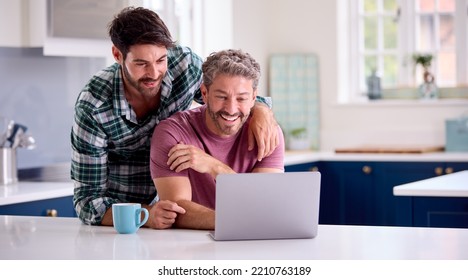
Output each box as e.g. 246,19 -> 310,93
412,53 -> 433,81
287,127 -> 310,150
412,53 -> 438,99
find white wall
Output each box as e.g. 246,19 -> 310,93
230,0 -> 468,151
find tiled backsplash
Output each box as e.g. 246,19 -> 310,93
0,47 -> 106,169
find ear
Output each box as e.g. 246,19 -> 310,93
201,84 -> 208,103
111,45 -> 123,64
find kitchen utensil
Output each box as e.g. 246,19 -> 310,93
18,133 -> 36,150
0,148 -> 18,185
7,123 -> 27,148
0,119 -> 14,147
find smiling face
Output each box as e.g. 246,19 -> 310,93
202,74 -> 257,137
113,44 -> 168,99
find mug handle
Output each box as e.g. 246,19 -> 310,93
135,208 -> 149,228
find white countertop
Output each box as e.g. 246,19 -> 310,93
284,150 -> 468,165
0,181 -> 73,206
1,215 -> 467,260
393,170 -> 468,197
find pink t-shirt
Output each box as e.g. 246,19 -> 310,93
150,105 -> 285,209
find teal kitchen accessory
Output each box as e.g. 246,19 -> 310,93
445,115 -> 468,152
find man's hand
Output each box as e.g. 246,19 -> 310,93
248,103 -> 279,161
167,143 -> 234,178
145,200 -> 186,229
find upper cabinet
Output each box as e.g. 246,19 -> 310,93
0,0 -> 46,47
43,0 -> 133,59
0,0 -> 139,59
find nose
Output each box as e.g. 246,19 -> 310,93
146,63 -> 163,79
224,97 -> 238,114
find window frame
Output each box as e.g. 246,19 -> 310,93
348,0 -> 468,102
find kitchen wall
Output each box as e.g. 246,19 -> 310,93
0,47 -> 105,168
2,0 -> 467,171
231,0 -> 468,151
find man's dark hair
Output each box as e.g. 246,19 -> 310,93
108,6 -> 175,59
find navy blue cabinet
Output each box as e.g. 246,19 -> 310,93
319,161 -> 376,225
413,197 -> 468,228
374,162 -> 441,226
285,160 -> 468,228
284,162 -> 334,224
0,196 -> 76,217
377,161 -> 468,227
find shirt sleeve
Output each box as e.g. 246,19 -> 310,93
150,118 -> 189,179
255,96 -> 273,109
71,103 -> 116,225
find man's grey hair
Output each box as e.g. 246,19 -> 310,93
202,49 -> 261,90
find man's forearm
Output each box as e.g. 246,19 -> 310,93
173,200 -> 215,230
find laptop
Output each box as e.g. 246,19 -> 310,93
210,172 -> 321,241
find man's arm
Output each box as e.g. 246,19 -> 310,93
154,176 -> 215,230
72,99 -> 187,229
99,200 -> 186,229
248,100 -> 280,162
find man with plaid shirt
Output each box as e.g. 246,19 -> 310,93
71,7 -> 278,229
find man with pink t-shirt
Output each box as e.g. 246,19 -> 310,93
150,49 -> 285,230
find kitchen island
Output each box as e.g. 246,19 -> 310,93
1,215 -> 468,260
393,170 -> 468,197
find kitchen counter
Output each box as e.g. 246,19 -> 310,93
393,170 -> 468,197
1,215 -> 468,260
0,181 -> 73,206
284,150 -> 468,165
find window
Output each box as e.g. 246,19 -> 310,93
349,0 -> 468,101
143,0 -> 198,51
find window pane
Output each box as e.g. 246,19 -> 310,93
383,0 -> 397,12
364,17 -> 378,49
418,0 -> 435,12
437,51 -> 456,84
418,15 -> 435,51
383,17 -> 397,49
364,0 -> 377,12
383,55 -> 398,87
364,55 -> 378,76
438,0 -> 455,12
144,0 -> 164,10
439,15 -> 455,49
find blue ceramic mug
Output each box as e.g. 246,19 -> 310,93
112,203 -> 149,234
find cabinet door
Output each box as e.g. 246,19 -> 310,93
0,195 -> 76,217
374,162 -> 441,226
377,161 -> 468,228
284,162 -> 318,172
320,161 -> 376,225
285,162 -> 332,224
413,197 -> 468,228
0,0 -> 45,47
411,162 -> 468,228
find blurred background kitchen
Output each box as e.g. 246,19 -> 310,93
1,0 -> 467,176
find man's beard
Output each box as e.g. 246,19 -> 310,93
122,64 -> 162,97
206,102 -> 249,136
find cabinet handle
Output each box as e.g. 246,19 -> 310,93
46,209 -> 58,217
362,166 -> 372,174
445,167 -> 454,174
309,166 -> 319,172
434,167 -> 443,176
